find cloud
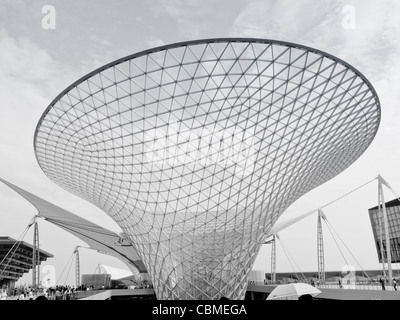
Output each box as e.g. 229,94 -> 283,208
336,1 -> 400,80
146,37 -> 166,48
0,28 -> 121,229
230,0 -> 341,44
0,29 -> 57,87
0,29 -> 60,172
228,0 -> 400,157
230,0 -> 400,79
151,0 -> 215,38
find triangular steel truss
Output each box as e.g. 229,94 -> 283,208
34,38 -> 380,300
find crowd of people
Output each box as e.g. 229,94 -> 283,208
2,284 -> 97,300
4,285 -> 76,300
1,281 -> 154,300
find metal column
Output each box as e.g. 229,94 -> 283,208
271,234 -> 276,284
74,247 -> 80,287
32,218 -> 40,289
377,195 -> 387,280
378,175 -> 393,286
317,210 -> 326,284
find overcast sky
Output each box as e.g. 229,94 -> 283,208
1,0 -> 400,286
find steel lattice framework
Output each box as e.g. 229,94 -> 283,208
34,38 -> 380,300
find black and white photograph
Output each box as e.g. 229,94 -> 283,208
0,0 -> 399,312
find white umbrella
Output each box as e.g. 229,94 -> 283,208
266,283 -> 322,300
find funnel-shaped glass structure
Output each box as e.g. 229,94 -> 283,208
34,39 -> 380,299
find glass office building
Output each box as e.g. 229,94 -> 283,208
369,199 -> 400,263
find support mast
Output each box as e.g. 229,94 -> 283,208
378,175 -> 393,286
32,217 -> 40,289
317,210 -> 326,284
74,246 -> 80,287
271,234 -> 277,284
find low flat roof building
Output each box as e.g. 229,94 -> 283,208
0,236 -> 53,289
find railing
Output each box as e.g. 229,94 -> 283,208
3,287 -> 156,300
318,282 -> 398,291
259,280 -> 399,292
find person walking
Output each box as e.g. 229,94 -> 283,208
379,277 -> 386,290
393,279 -> 397,291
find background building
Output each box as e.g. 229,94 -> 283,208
0,236 -> 53,289
369,199 -> 400,263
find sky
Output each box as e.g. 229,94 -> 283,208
1,0 -> 400,286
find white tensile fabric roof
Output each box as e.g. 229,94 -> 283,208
96,264 -> 133,280
0,178 -> 147,277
